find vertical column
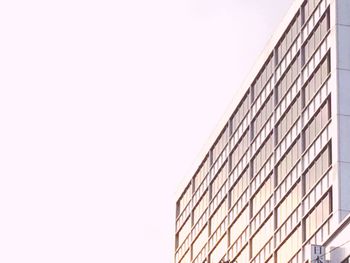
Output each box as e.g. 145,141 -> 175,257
272,44 -> 279,263
248,85 -> 254,263
332,0 -> 350,224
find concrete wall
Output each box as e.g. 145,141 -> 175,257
331,0 -> 350,224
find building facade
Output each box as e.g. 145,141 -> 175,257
174,0 -> 350,262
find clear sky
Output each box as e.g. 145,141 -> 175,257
0,0 -> 293,262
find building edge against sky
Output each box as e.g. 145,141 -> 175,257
175,0 -> 350,262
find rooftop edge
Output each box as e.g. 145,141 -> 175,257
175,0 -> 305,201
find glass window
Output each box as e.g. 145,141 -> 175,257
303,0 -> 322,23
177,217 -> 191,247
211,161 -> 229,198
276,14 -> 300,64
277,182 -> 301,227
277,138 -> 301,184
252,136 -> 273,176
303,54 -> 330,104
230,131 -> 249,171
252,176 -> 273,215
252,55 -> 274,100
210,234 -> 227,263
230,169 -> 249,207
229,206 -> 249,244
233,244 -> 249,263
178,249 -> 190,263
251,216 -> 273,258
210,199 -> 227,233
212,126 -> 229,164
192,225 -> 208,259
277,96 -> 301,142
277,55 -> 301,102
177,183 -> 192,217
276,226 -> 302,263
304,192 -> 331,240
194,156 -> 210,191
253,95 -> 274,137
193,191 -> 209,224
304,99 -> 330,149
231,92 -> 250,133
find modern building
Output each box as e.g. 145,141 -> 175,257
174,0 -> 350,262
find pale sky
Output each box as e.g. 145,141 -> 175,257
0,0 -> 293,262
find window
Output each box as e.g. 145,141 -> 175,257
303,0 -> 323,23
251,216 -> 273,258
178,249 -> 190,263
252,136 -> 274,176
276,182 -> 302,227
229,206 -> 249,244
277,138 -> 301,184
210,235 -> 227,263
210,199 -> 227,234
252,176 -> 273,216
303,98 -> 331,149
193,191 -> 208,224
303,54 -> 330,105
276,54 -> 301,102
211,126 -> 229,163
277,95 -> 301,142
304,143 -> 331,193
304,192 -> 331,240
233,244 -> 249,263
230,169 -> 249,207
252,95 -> 274,137
231,93 -> 250,133
230,131 -> 249,171
276,14 -> 301,64
252,55 -> 274,100
194,156 -> 210,191
276,226 -> 302,263
176,217 -> 191,248
177,183 -> 191,217
192,225 -> 208,259
211,161 -> 229,198
303,10 -> 329,64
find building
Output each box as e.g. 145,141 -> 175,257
174,0 -> 350,262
